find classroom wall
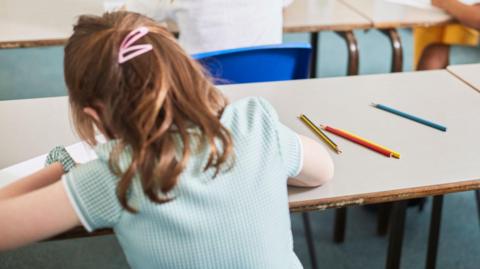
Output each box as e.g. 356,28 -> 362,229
0,29 -> 415,100
0,47 -> 65,100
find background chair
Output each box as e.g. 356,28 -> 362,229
193,42 -> 312,84
194,42 -> 319,268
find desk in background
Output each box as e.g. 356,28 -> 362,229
0,0 -> 105,48
284,0 -> 371,76
341,0 -> 454,73
447,63 -> 480,92
0,0 -> 371,78
1,0 -> 460,81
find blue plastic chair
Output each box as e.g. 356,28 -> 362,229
193,42 -> 312,84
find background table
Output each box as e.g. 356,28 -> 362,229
284,0 -> 372,76
284,0 -> 371,33
341,0 -> 454,73
0,0 -> 371,78
340,0 -> 452,29
447,63 -> 480,92
0,0 -> 105,48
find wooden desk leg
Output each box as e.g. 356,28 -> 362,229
381,29 -> 403,73
302,212 -> 318,269
335,31 -> 359,76
386,200 -> 407,269
426,195 -> 444,269
309,32 -> 319,78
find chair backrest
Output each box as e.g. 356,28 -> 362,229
193,43 -> 312,85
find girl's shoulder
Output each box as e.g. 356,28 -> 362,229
221,96 -> 280,130
220,96 -> 287,154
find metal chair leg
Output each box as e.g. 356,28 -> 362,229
336,31 -> 359,76
386,200 -> 407,269
333,207 -> 347,243
381,29 -> 403,73
426,195 -> 444,269
302,212 -> 318,269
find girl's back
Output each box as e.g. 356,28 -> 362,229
66,97 -> 303,268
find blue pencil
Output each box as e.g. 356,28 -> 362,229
372,103 -> 447,132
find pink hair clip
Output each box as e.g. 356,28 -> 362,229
118,26 -> 153,64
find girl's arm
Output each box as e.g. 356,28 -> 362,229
0,180 -> 80,251
288,135 -> 334,187
0,163 -> 64,200
433,0 -> 480,30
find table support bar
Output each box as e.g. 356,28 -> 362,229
426,195 -> 444,269
386,200 -> 407,269
302,212 -> 318,269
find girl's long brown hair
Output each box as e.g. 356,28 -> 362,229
64,11 -> 233,212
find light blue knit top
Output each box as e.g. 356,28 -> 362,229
62,97 -> 304,269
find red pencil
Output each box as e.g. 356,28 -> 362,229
322,125 -> 393,158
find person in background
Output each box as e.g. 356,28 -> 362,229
125,0 -> 294,53
0,11 -> 333,269
417,0 -> 480,70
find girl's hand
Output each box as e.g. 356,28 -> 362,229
45,146 -> 76,173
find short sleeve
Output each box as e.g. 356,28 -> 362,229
125,0 -> 170,21
62,160 -> 123,232
257,98 -> 303,178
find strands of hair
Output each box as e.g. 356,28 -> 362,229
64,11 -> 234,212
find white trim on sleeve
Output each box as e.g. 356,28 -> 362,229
61,175 -> 94,232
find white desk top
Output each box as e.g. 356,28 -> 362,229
283,0 -> 371,32
447,64 -> 480,93
221,70 -> 480,209
2,70 -> 480,211
0,97 -> 80,168
341,0 -> 452,29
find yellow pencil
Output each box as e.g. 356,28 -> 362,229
299,114 -> 342,154
336,127 -> 400,159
